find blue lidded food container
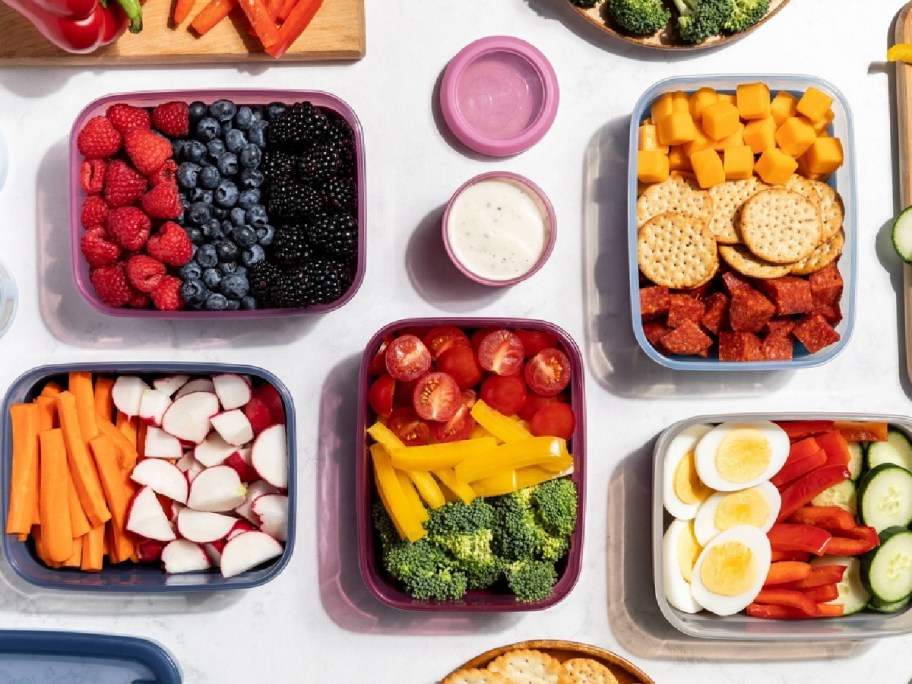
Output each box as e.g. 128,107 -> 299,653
1,362 -> 295,592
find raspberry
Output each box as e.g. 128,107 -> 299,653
149,159 -> 178,186
127,290 -> 152,309
80,227 -> 121,266
124,128 -> 173,176
106,104 -> 151,135
152,101 -> 190,138
76,116 -> 122,159
103,159 -> 148,207
147,221 -> 193,267
141,182 -> 183,220
80,196 -> 109,229
125,254 -> 166,293
89,263 -> 132,307
80,159 -> 106,195
151,275 -> 184,311
106,206 -> 151,251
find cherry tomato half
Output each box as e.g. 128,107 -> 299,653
413,371 -> 461,422
518,392 -> 560,422
480,374 -> 527,416
385,334 -> 432,382
368,374 -> 395,418
430,391 -> 477,443
436,345 -> 483,389
514,329 -> 560,358
387,407 -> 431,446
368,335 -> 393,375
477,330 -> 525,376
422,326 -> 470,360
529,402 -> 575,440
524,348 -> 572,396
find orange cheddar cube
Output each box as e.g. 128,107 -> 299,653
810,109 -> 835,135
701,100 -> 740,140
638,123 -> 668,153
712,123 -> 745,151
650,93 -> 675,123
736,82 -> 771,120
690,148 -> 725,189
742,117 -> 777,154
716,92 -> 736,107
802,136 -> 844,175
683,128 -> 713,156
796,86 -> 834,122
689,87 -> 718,122
769,91 -> 799,126
637,150 -> 670,184
672,91 -> 690,113
775,116 -> 817,157
723,145 -> 755,180
656,111 -> 698,146
755,148 -> 798,185
667,145 -> 692,172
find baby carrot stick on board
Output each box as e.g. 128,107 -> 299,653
6,403 -> 39,536
56,391 -> 111,528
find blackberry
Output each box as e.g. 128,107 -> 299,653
301,257 -> 354,305
248,260 -> 281,304
269,223 -> 313,266
306,213 -> 358,259
260,151 -> 298,186
267,102 -> 330,149
296,142 -> 341,182
267,177 -> 323,219
320,177 -> 357,212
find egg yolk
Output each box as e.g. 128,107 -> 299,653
715,429 -> 771,484
713,487 -> 770,532
700,541 -> 758,597
676,522 -> 702,583
674,448 -> 713,505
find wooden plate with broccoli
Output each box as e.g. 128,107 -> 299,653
568,0 -> 790,50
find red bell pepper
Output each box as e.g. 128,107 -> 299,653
833,420 -> 888,443
2,0 -> 141,54
770,448 -> 826,489
753,588 -> 821,617
822,525 -> 880,556
782,564 -> 846,589
775,420 -> 833,441
788,505 -> 857,532
767,523 -> 832,555
763,560 -> 812,586
802,583 -> 839,603
815,430 -> 852,468
776,464 -> 851,521
746,602 -> 844,619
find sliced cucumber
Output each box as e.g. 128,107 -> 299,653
811,478 -> 857,515
866,429 -> 912,472
861,526 -> 912,603
858,463 -> 912,533
893,206 -> 912,263
868,595 -> 910,614
847,442 -> 864,481
811,555 -> 870,616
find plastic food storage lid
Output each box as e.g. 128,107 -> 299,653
0,630 -> 182,682
440,36 -> 559,157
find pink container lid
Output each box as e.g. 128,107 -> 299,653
440,36 -> 559,157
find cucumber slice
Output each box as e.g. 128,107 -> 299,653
811,478 -> 857,515
868,595 -> 910,614
893,206 -> 912,263
866,429 -> 912,472
861,526 -> 912,603
811,555 -> 870,616
858,463 -> 912,533
847,442 -> 864,481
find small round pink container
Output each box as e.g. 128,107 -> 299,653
440,36 -> 559,157
442,171 -> 556,287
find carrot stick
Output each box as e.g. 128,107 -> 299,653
763,560 -> 812,586
173,0 -> 197,24
38,429 -> 73,564
69,371 -> 99,442
93,376 -> 115,425
238,0 -> 279,47
40,382 -> 63,398
265,0 -> 281,20
137,421 -> 148,462
96,417 -> 139,472
116,411 -> 138,447
81,524 -> 104,572
6,403 -> 40,535
56,391 -> 110,528
32,525 -> 48,565
190,0 -> 238,36
265,0 -> 323,58
90,435 -> 135,564
66,474 -> 91,539
62,537 -> 83,568
35,396 -> 58,430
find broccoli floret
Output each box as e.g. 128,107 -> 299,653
382,539 -> 468,601
504,560 -> 558,603
372,500 -> 400,552
491,491 -> 543,561
491,480 -> 578,563
426,501 -> 501,589
531,477 -> 578,537
672,0 -> 734,44
606,0 -> 671,36
722,0 -> 769,33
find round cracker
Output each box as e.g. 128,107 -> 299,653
487,649 -> 569,684
740,188 -> 823,264
707,177 -> 768,244
809,180 -> 844,242
719,243 -> 793,279
637,212 -> 718,289
563,658 -> 620,684
789,229 -> 845,275
443,669 -> 513,684
637,174 -> 713,228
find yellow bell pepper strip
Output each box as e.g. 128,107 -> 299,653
889,44 -> 912,63
367,421 -> 406,453
469,424 -> 493,440
396,470 -> 429,524
470,400 -> 532,443
515,464 -> 575,490
370,444 -> 425,542
407,470 -> 447,509
471,470 -> 517,498
389,437 -> 497,471
433,469 -> 476,504
455,437 -> 566,483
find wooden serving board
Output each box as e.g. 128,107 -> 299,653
896,2 -> 912,382
0,0 -> 364,64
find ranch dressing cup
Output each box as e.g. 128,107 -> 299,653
442,172 -> 555,286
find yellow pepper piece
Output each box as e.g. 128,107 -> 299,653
407,470 -> 446,509
396,470 -> 429,523
472,470 -> 518,498
455,437 -> 566,483
433,469 -> 476,504
470,400 -> 531,443
515,465 -> 574,490
889,43 -> 912,63
367,422 -> 406,453
389,436 -> 497,471
469,424 -> 493,440
370,444 -> 425,542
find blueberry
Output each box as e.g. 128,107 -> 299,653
246,204 -> 268,228
218,261 -> 238,275
237,188 -> 261,210
186,226 -> 205,245
251,106 -> 265,121
220,273 -> 249,299
189,101 -> 208,122
216,239 -> 240,263
239,168 -> 264,189
207,139 -> 226,159
181,196 -> 191,211
171,140 -> 185,159
189,188 -> 214,205
234,106 -> 254,130
239,143 -> 262,169
210,99 -> 237,122
241,295 -> 258,310
188,202 -> 212,225
202,267 -> 222,289
198,165 -> 221,190
225,128 -> 247,153
205,292 -> 229,311
248,120 -> 268,148
234,266 -> 247,278
180,279 -> 209,307
196,244 -> 219,268
202,218 -> 221,238
221,220 -> 235,235
220,121 -> 233,137
177,162 -> 201,189
241,244 -> 265,267
266,102 -> 286,120
211,207 -> 227,220
233,224 -> 257,248
216,152 -> 238,176
184,140 -> 207,163
215,180 -> 239,208
225,299 -> 241,311
230,207 -> 247,226
179,262 -> 202,280
256,223 -> 275,246
196,117 -> 220,142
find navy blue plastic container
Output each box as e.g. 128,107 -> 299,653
0,362 -> 295,592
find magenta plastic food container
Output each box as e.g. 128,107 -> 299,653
440,36 -> 559,157
356,317 -> 586,611
69,89 -> 365,318
442,171 -> 556,287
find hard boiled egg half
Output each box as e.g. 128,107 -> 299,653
663,424 -> 715,520
663,519 -> 703,614
693,481 -> 781,547
694,421 -> 789,492
691,525 -> 771,616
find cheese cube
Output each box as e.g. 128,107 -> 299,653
690,148 -> 725,189
775,116 -> 817,157
736,82 -> 771,121
637,150 -> 670,184
723,145 -> 755,180
667,146 -> 692,172
742,117 -> 777,154
769,91 -> 799,126
701,100 -> 741,140
712,123 -> 745,151
689,87 -> 718,122
796,86 -> 834,122
638,123 -> 668,153
802,136 -> 844,175
656,111 -> 698,146
755,148 -> 798,185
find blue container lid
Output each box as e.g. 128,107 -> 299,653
0,630 -> 181,682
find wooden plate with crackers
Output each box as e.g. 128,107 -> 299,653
441,640 -> 654,684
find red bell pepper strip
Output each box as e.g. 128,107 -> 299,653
822,526 -> 879,556
787,505 -> 857,532
264,0 -> 325,59
767,523 -> 832,555
753,588 -> 821,617
770,549 -> 811,562
770,449 -> 826,489
782,564 -> 846,589
776,465 -> 851,522
816,430 -> 852,468
802,583 -> 839,603
775,420 -> 834,441
746,602 -> 844,619
763,560 -> 812,586
833,420 -> 888,443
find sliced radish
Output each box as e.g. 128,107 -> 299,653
234,480 -> 280,522
203,542 -> 223,565
137,539 -> 167,563
153,374 -> 191,397
174,377 -> 216,399
210,409 -> 254,447
144,426 -> 183,459
252,493 -> 288,542
177,508 -> 237,543
139,388 -> 172,427
112,376 -> 149,418
161,391 -> 219,444
176,452 -> 198,472
250,424 -> 288,489
131,458 -> 189,504
212,373 -> 252,410
194,431 -> 239,468
125,486 -> 176,542
219,531 -> 283,578
225,449 -> 258,484
252,383 -> 285,425
161,539 -> 211,574
186,465 -> 246,512
243,396 -> 274,434
228,518 -> 256,540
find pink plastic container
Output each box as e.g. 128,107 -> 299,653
356,317 -> 586,611
69,89 -> 365,318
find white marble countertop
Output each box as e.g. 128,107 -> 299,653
0,0 -> 910,682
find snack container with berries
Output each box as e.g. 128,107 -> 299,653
355,318 -> 586,611
628,75 -> 856,370
70,90 -> 365,318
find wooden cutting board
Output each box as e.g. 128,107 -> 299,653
0,0 -> 364,64
895,2 -> 912,381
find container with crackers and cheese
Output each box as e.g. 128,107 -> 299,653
628,75 -> 856,370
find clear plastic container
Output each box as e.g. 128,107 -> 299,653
628,74 -> 857,370
653,412 -> 912,640
1,362 -> 295,592
0,257 -> 17,337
